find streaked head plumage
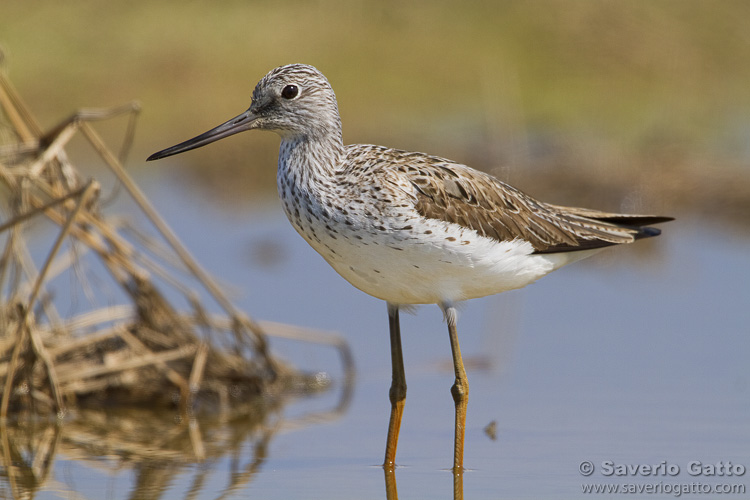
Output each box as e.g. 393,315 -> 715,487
249,64 -> 341,138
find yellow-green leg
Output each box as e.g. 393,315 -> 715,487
384,303 -> 406,471
444,303 -> 468,473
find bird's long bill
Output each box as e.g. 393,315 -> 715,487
147,108 -> 256,161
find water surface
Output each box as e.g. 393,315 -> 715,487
3,167 -> 748,499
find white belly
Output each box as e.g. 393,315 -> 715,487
287,212 -> 598,305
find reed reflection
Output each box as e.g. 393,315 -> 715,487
0,363 -> 353,500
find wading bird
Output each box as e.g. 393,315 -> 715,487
148,64 -> 672,472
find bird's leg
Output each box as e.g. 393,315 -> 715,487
443,303 -> 468,473
384,303 -> 406,471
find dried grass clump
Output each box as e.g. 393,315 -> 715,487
0,69 -> 348,419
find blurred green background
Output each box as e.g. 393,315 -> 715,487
2,0 -> 749,220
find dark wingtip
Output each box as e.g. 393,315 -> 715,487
634,216 -> 674,240
533,217 -> 672,254
594,215 -> 675,226
639,226 -> 662,238
646,216 -> 675,225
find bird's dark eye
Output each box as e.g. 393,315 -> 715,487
281,85 -> 299,99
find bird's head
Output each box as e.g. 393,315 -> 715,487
147,63 -> 341,161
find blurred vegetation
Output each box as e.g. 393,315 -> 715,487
2,0 -> 749,221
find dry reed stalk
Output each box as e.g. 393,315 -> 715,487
1,181 -> 99,417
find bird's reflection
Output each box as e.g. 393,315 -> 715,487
384,467 -> 464,500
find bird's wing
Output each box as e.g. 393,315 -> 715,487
388,156 -> 668,253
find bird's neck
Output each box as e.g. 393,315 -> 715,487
278,129 -> 344,189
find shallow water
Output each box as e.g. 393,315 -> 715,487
3,167 -> 749,499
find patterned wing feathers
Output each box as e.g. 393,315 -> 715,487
401,160 -> 669,254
